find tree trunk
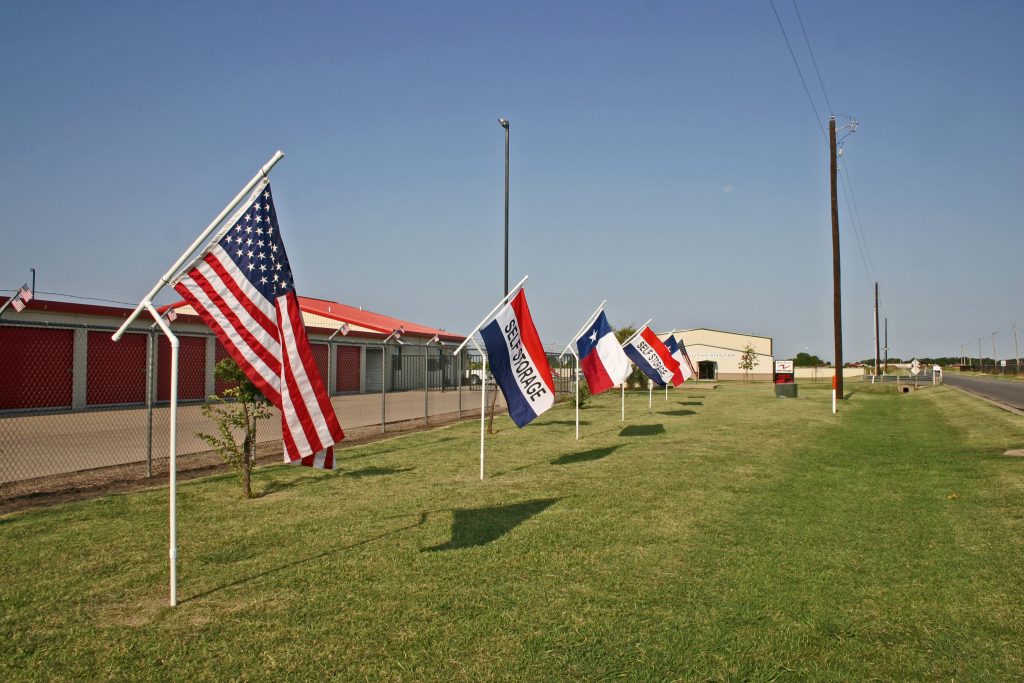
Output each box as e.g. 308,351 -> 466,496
241,406 -> 254,498
241,455 -> 252,499
486,381 -> 498,434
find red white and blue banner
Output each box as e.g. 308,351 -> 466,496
679,338 -> 698,378
664,335 -> 691,384
173,184 -> 344,469
479,289 -> 555,427
575,310 -> 632,395
623,326 -> 681,387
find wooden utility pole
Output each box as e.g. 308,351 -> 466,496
830,117 -> 844,398
873,282 -> 880,377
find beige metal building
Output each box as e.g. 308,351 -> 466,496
658,328 -> 774,381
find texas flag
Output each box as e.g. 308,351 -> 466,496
575,310 -> 632,395
623,325 -> 681,387
664,335 -> 692,383
480,289 -> 555,428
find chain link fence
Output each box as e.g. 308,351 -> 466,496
0,320 -> 577,500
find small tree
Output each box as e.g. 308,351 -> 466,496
197,359 -> 272,498
739,344 -> 759,382
567,375 -> 592,409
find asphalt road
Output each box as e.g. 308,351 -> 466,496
943,373 -> 1024,412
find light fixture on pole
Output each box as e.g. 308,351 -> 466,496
424,334 -> 442,422
380,328 -> 403,432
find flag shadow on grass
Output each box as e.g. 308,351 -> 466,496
677,401 -> 703,406
183,512 -> 431,603
258,471 -> 334,497
342,466 -> 415,479
619,424 -> 665,437
423,498 -> 560,552
660,409 -> 696,417
550,445 -> 621,466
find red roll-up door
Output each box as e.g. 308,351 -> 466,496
311,343 -> 329,387
0,326 -> 74,410
213,342 -> 235,396
336,345 -> 360,393
157,335 -> 207,401
87,331 -> 147,405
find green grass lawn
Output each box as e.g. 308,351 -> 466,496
2,383 -> 1023,681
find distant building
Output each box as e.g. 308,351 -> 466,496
657,328 -> 773,381
0,295 -> 465,412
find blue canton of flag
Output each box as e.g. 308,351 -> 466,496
223,190 -> 293,299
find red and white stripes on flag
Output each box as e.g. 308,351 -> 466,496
172,182 -> 344,469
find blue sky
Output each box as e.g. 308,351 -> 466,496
2,1 -> 1021,361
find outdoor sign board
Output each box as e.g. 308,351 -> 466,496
774,359 -> 795,384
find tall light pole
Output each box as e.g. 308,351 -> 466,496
978,337 -> 984,372
498,117 -> 510,297
992,331 -> 999,373
1013,323 -> 1020,375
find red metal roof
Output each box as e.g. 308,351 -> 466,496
0,297 -> 139,319
295,296 -> 464,342
1,295 -> 463,343
164,296 -> 462,342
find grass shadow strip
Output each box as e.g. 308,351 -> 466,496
423,498 -> 560,552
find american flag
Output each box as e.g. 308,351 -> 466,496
172,183 -> 344,468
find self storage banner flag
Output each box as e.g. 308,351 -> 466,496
623,325 -> 681,387
576,310 -> 632,395
664,335 -> 692,383
479,289 -> 555,427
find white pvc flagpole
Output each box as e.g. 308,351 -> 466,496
619,319 -> 654,348
146,302 -> 178,607
559,300 -> 607,443
619,319 -> 652,423
665,384 -> 669,400
113,152 -> 285,342
452,275 -> 529,355
649,384 -> 652,408
470,338 -> 487,480
574,354 -> 580,440
479,349 -> 487,480
559,300 -> 608,358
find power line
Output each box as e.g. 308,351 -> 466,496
837,156 -> 875,279
769,0 -> 881,308
837,171 -> 874,283
791,0 -> 833,115
768,0 -> 827,139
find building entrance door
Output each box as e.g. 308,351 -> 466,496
698,361 -> 717,380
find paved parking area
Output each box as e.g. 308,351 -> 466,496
0,388 -> 505,483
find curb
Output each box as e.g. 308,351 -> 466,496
946,384 -> 1024,417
